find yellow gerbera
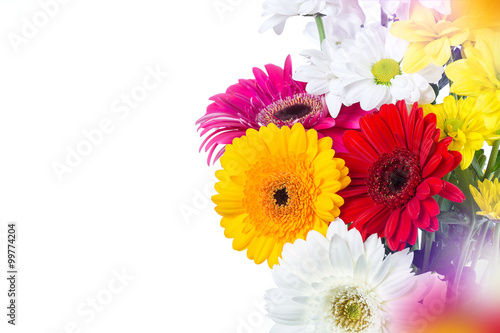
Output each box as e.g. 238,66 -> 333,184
470,178 -> 500,221
445,29 -> 500,130
422,96 -> 500,169
212,123 -> 350,267
390,1 -> 469,73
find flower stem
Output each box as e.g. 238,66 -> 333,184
315,15 -> 326,48
422,231 -> 435,273
484,140 -> 500,180
471,220 -> 490,269
450,201 -> 476,303
492,224 -> 500,281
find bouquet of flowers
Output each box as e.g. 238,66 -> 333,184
197,0 -> 500,331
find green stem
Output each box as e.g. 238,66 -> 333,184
450,203 -> 476,303
422,231 -> 435,273
315,15 -> 326,48
492,224 -> 500,283
484,140 -> 500,180
471,220 -> 490,270
471,155 -> 485,180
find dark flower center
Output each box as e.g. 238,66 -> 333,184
273,188 -> 289,206
366,147 -> 422,209
274,104 -> 312,122
257,93 -> 324,127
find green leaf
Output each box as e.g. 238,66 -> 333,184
438,211 -> 468,225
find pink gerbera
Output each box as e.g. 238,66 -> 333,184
196,55 -> 367,164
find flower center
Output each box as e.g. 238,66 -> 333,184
257,93 -> 324,127
327,285 -> 378,332
372,59 -> 401,86
444,118 -> 464,134
242,158 -> 318,243
366,147 -> 422,209
260,172 -> 303,219
344,303 -> 362,321
273,188 -> 289,206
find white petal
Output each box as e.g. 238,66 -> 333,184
329,234 -> 354,277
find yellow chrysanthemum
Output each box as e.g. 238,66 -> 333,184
422,96 -> 500,169
470,178 -> 500,222
446,29 -> 500,130
390,1 -> 469,73
212,123 -> 350,267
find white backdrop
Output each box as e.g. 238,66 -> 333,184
0,0 -> 333,332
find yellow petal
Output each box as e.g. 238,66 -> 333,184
403,42 -> 432,73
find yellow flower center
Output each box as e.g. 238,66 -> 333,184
242,159 -> 318,242
259,171 -> 307,222
330,286 -> 376,332
344,303 -> 362,321
444,118 -> 464,135
372,59 -> 401,85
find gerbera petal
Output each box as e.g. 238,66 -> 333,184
439,181 -> 466,202
213,124 -> 349,267
343,130 -> 379,162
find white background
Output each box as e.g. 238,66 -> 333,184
0,0 -> 335,332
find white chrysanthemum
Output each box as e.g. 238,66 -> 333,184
265,219 -> 432,333
379,0 -> 451,20
293,39 -> 346,117
259,0 -> 365,35
294,25 -> 443,114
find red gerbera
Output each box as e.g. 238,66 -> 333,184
338,101 -> 465,251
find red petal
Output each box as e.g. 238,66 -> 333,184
439,181 -> 465,202
430,153 -> 455,179
384,208 -> 401,239
339,186 -> 369,197
416,182 -> 430,200
382,103 -> 406,147
424,177 -> 444,196
406,197 -> 421,219
408,224 -> 418,245
396,209 -> 412,242
422,154 -> 442,177
358,205 -> 391,237
386,236 -> 400,251
343,130 -> 379,162
449,150 -> 462,171
421,198 -> 440,216
360,114 -> 395,154
414,207 -> 430,229
411,114 -> 424,156
339,153 -> 371,174
425,216 -> 439,232
340,195 -> 376,223
405,103 -> 419,152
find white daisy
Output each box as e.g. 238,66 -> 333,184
294,25 -> 443,113
293,39 -> 346,117
259,0 -> 365,35
265,219 -> 433,333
